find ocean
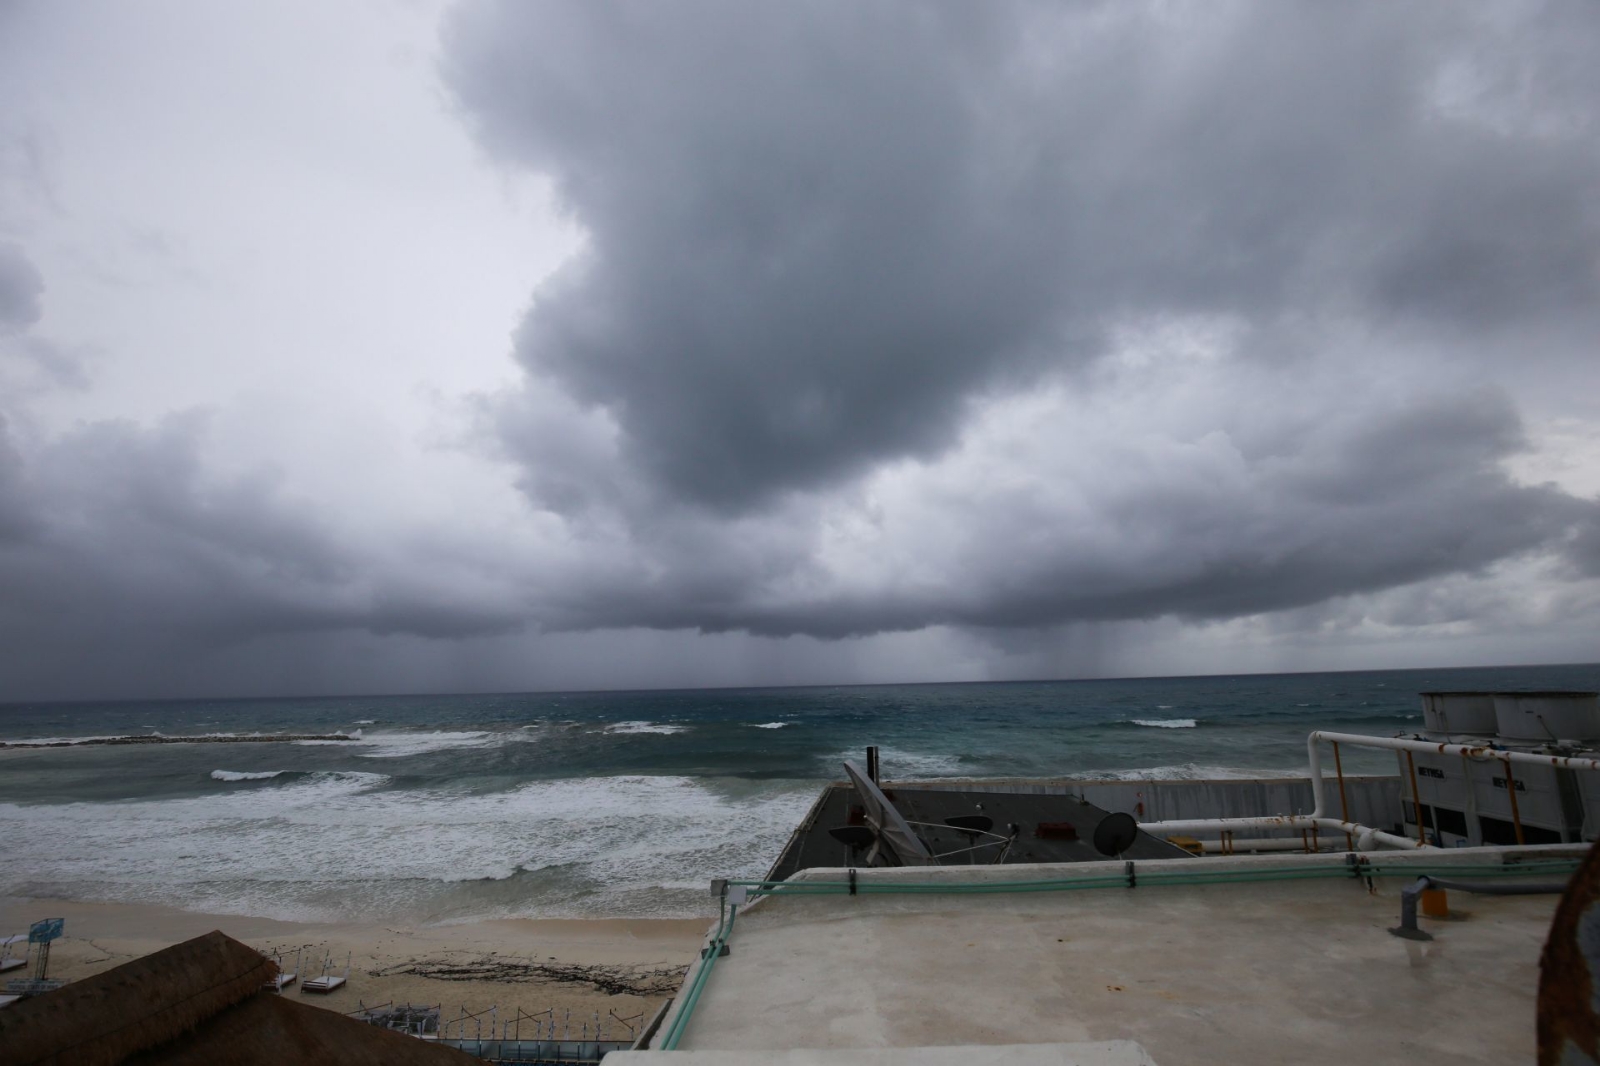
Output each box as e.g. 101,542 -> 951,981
2,664 -> 1595,923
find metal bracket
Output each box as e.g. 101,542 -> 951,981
1390,876 -> 1435,940
1125,860 -> 1136,889
1346,851 -> 1376,893
848,868 -> 857,896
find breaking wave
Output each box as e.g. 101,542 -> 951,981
210,770 -> 286,782
1130,718 -> 1198,729
0,772 -> 807,922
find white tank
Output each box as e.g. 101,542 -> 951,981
1420,692 -> 1498,735
1493,692 -> 1600,743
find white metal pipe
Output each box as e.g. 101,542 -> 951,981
1308,730 -> 1600,774
1195,837 -> 1341,854
1141,812 -> 1422,849
1316,817 -> 1421,851
1140,729 -> 1600,851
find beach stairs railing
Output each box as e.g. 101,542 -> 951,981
299,951 -> 349,994
433,1036 -> 633,1064
351,1000 -> 440,1036
429,1005 -> 642,1062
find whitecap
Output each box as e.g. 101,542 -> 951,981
747,722 -> 790,730
298,730 -> 531,758
1130,718 -> 1198,729
210,770 -> 284,782
823,746 -> 965,779
605,721 -> 690,735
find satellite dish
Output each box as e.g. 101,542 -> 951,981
844,760 -> 935,866
1092,812 -> 1139,857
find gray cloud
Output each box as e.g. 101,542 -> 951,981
525,381 -> 1591,639
0,412 -> 539,695
3,1 -> 1600,699
1570,508 -> 1600,578
0,241 -> 43,332
446,1 -> 1600,509
423,0 -> 1600,655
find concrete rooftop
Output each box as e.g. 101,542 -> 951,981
656,848 -> 1583,1065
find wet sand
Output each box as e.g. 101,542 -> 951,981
0,895 -> 708,1041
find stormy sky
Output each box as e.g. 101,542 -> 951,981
2,0 -> 1598,700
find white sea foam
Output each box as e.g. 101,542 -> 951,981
1130,718 -> 1198,729
210,770 -> 284,782
824,746 -> 966,779
0,771 -> 809,923
355,719 -> 376,725
605,721 -> 690,735
302,730 -> 530,758
747,722 -> 790,729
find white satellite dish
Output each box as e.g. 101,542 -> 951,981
843,760 -> 935,867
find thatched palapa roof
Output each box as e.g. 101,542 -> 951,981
0,930 -> 476,1065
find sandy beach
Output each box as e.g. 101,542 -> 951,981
1,895 -> 708,1042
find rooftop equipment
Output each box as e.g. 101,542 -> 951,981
840,760 -> 1018,867
1494,692 -> 1600,743
1419,692 -> 1498,737
1092,812 -> 1139,858
843,760 -> 936,867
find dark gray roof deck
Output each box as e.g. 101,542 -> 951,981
767,783 -> 1190,882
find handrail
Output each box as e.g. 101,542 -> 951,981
1139,730 -> 1600,851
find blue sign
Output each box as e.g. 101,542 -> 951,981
29,918 -> 63,944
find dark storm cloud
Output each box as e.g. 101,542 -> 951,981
0,240 -> 532,696
933,397 -> 1590,632
0,413 -> 534,695
0,414 -> 29,542
445,1 -> 1600,509
6,1 -> 1600,700
530,385 -> 1591,639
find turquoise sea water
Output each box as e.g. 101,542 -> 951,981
2,664 -> 1595,921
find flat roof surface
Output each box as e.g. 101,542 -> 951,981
672,850 -> 1579,1065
